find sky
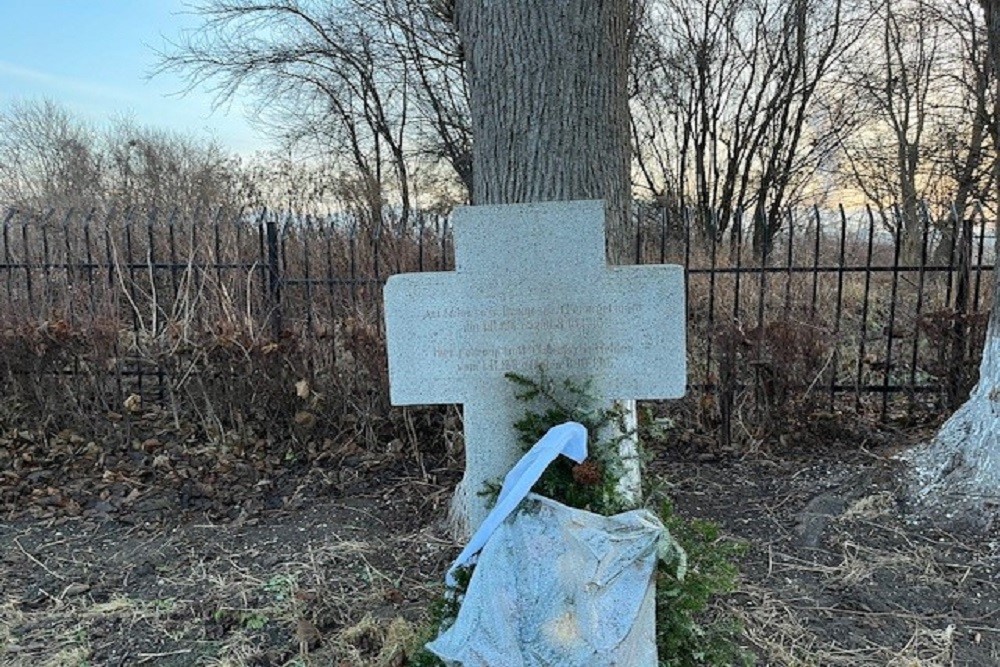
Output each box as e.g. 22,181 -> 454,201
0,0 -> 263,154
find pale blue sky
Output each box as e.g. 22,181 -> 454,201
0,1 -> 263,153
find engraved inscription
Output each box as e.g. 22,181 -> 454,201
425,302 -> 644,374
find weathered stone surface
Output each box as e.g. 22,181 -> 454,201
384,199 -> 686,532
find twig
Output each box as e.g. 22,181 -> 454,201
137,649 -> 192,663
14,537 -> 65,580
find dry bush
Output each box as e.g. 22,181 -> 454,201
0,208 -> 454,480
0,317 -> 121,430
710,319 -> 833,445
917,308 -> 989,405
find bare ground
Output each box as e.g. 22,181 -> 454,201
2,420 -> 1000,666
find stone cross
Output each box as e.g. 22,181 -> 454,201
384,200 -> 686,533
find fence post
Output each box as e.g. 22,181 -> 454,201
265,215 -> 282,337
948,212 -> 973,409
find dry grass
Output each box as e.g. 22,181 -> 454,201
727,483 -> 1000,667
734,585 -> 960,667
6,448 -> 1000,666
1,501 -> 453,666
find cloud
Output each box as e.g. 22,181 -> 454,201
0,60 -> 142,104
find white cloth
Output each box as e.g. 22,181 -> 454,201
429,422 -> 664,666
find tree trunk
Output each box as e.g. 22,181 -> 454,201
453,0 -> 637,532
902,0 -> 1000,530
456,0 -> 632,259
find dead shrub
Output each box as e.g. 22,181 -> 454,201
917,308 -> 988,407
0,317 -> 121,429
711,319 -> 833,447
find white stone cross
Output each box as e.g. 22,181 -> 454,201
384,200 -> 686,534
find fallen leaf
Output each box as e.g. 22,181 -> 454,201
295,379 -> 311,399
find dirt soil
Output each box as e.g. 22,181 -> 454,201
2,418 -> 1000,666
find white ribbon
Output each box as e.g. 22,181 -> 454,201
446,421 -> 588,587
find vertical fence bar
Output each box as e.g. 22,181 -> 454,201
190,211 -> 205,335
168,208 -> 180,299
972,202 -> 988,312
783,208 -> 795,316
349,219 -> 358,306
303,216 -> 315,335
753,209 -> 770,429
635,207 -> 643,264
855,205 -> 877,412
234,210 -> 245,321
970,203 -> 990,381
683,207 -> 692,331
2,210 -> 14,314
105,218 -> 123,406
704,208 -> 718,392
104,214 -> 115,298
169,211 -> 189,400
659,207 -> 667,263
83,211 -> 96,318
756,209 -> 769,333
258,211 -> 267,331
944,205 -> 961,308
907,205 -> 931,401
41,213 -> 56,317
810,205 -> 822,320
123,209 -> 143,398
373,213 -> 384,335
122,208 -> 138,327
680,211 -> 696,426
442,216 -> 451,270
265,213 -> 282,337
829,205 -> 848,407
213,209 -> 224,316
235,211 -> 246,325
417,212 -> 426,272
280,217 -> 292,328
882,207 -> 904,421
723,208 -> 743,450
373,214 -> 382,284
242,211 -> 255,329
21,218 -> 35,319
949,213 -> 973,409
324,219 -> 338,366
732,209 -> 744,321
184,211 -> 196,335
62,212 -> 75,323
146,212 -> 159,340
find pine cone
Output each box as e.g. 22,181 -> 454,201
572,460 -> 603,486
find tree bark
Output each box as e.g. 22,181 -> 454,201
453,0 -> 637,533
455,0 -> 632,261
902,0 -> 1000,530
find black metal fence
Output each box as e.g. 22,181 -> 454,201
643,203 -> 993,440
0,203 -> 993,428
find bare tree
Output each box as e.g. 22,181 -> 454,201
451,0 -> 633,532
632,0 -> 854,252
376,0 -> 473,195
104,118 -> 244,215
928,0 -> 997,260
0,99 -> 103,209
0,99 -> 244,216
833,0 -> 995,261
901,0 -> 1000,530
159,0 -> 476,224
